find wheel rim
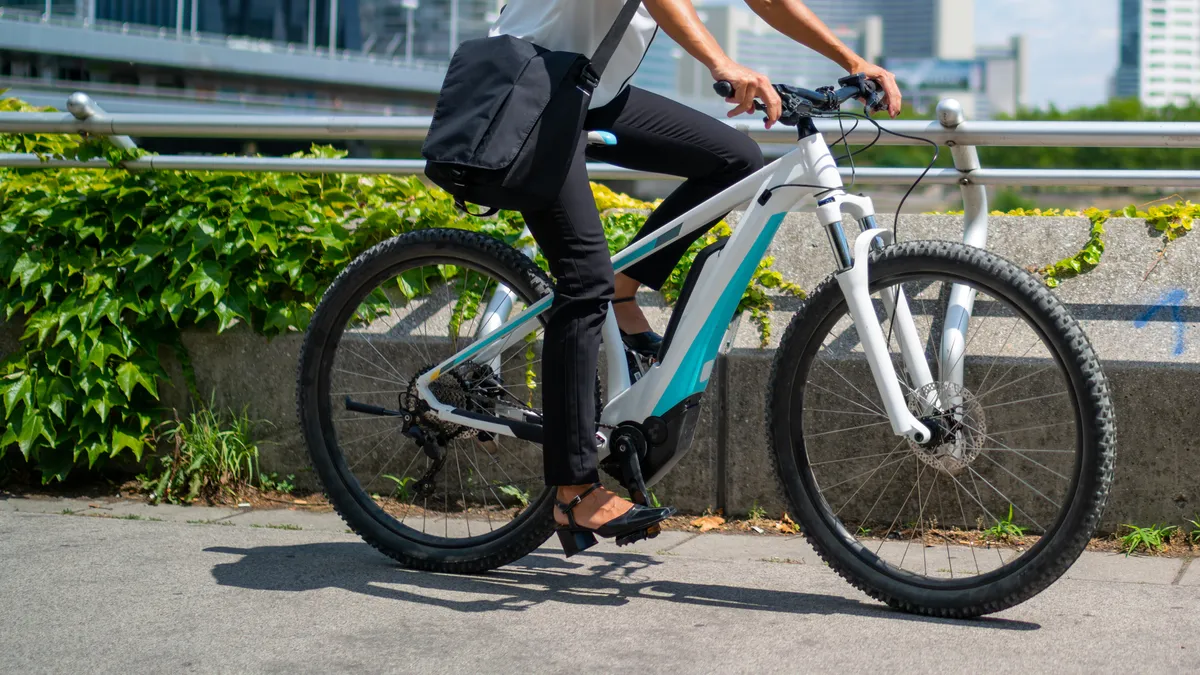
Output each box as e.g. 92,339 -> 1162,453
790,269 -> 1084,588
315,254 -> 552,548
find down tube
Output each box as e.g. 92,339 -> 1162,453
650,211 -> 787,417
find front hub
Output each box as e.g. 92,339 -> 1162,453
905,381 -> 986,475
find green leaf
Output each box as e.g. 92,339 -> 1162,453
115,360 -> 139,399
84,441 -> 109,468
86,326 -> 129,367
17,405 -> 45,459
0,419 -> 17,450
1122,205 -> 1138,218
112,427 -> 145,460
252,230 -> 280,255
116,359 -> 159,399
1,371 -> 32,420
183,261 -> 230,304
131,233 -> 168,271
86,392 -> 112,423
9,252 -> 45,293
160,286 -> 185,323
274,255 -> 306,282
321,189 -> 357,208
263,304 -> 293,333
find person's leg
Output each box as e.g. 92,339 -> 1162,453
521,139 -> 613,489
520,139 -> 644,529
586,87 -> 766,334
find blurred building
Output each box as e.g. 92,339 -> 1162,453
0,0 -> 454,119
1115,0 -> 1200,107
635,3 -> 881,114
634,0 -> 1021,119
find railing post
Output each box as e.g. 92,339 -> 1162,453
66,92 -> 139,153
936,98 -> 987,390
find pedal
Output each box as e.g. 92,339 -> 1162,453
557,529 -> 598,558
615,528 -> 656,547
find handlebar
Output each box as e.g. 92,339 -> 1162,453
713,73 -> 885,124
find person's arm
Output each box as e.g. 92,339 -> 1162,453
742,0 -> 902,117
643,0 -> 783,126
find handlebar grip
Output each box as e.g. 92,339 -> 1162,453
713,81 -> 735,99
859,78 -> 887,112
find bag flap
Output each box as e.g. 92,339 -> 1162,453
423,35 -> 588,170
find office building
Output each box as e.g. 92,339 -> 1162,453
637,0 -> 1019,118
0,0 -> 449,118
1115,0 -> 1200,106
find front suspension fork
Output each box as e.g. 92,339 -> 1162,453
828,219 -> 934,443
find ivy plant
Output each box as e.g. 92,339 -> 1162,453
0,96 -> 801,481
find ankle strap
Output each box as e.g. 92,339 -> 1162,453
611,296 -> 638,305
556,482 -> 603,528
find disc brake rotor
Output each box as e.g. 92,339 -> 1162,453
906,381 -> 986,475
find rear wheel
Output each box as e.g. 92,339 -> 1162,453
768,241 -> 1115,617
297,228 -> 564,573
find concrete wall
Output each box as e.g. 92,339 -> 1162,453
3,215 -> 1198,530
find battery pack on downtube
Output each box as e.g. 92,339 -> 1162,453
656,237 -> 729,361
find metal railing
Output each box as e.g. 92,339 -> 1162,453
2,93 -> 1200,190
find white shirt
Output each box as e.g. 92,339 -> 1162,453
489,1 -> 659,109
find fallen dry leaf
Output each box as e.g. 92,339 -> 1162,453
293,500 -> 308,505
691,515 -> 726,532
778,513 -> 801,534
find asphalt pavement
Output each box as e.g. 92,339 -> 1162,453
1,498 -> 1197,674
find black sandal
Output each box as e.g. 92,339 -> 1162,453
612,296 -> 663,358
555,482 -> 676,557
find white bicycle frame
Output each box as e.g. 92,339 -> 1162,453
415,124 -> 946,479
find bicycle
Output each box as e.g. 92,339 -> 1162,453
296,74 -> 1115,618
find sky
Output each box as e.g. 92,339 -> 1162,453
975,0 -> 1119,110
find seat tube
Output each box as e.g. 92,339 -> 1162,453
475,225 -> 539,372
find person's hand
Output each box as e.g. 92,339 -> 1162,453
848,59 -> 902,118
710,59 -> 782,129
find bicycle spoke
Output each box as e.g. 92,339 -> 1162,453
806,381 -> 888,418
951,474 -> 981,575
803,419 -> 892,440
811,448 -> 904,467
817,358 -> 886,416
840,441 -> 908,523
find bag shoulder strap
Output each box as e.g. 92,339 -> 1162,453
589,0 -> 643,77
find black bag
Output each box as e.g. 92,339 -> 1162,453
421,0 -> 642,216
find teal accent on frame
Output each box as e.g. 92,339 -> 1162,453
447,295 -> 554,368
652,212 -> 786,416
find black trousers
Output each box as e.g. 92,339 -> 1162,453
522,86 -> 764,486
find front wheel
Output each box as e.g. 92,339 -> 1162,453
768,241 -> 1115,618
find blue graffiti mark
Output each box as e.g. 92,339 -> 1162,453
1134,288 -> 1188,356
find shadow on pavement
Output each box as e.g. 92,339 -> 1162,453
205,541 -> 1040,631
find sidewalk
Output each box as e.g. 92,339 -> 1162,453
2,494 -> 1194,586
2,497 -> 1199,674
